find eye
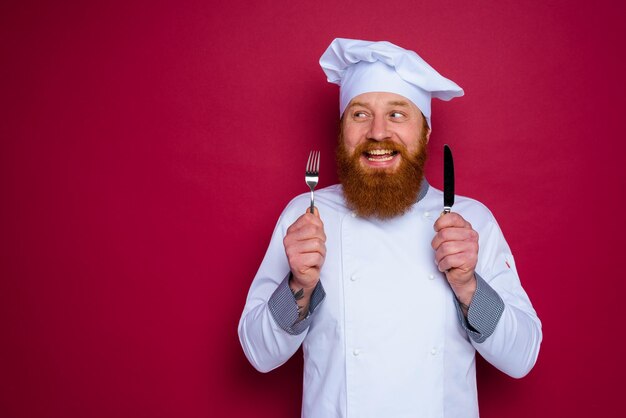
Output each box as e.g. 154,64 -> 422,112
390,111 -> 404,119
353,110 -> 368,118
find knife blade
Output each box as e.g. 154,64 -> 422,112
443,144 -> 455,214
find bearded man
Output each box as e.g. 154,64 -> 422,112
238,38 -> 542,418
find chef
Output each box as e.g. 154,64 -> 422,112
238,38 -> 542,418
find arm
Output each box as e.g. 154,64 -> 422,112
238,207 -> 326,373
432,213 -> 542,378
467,219 -> 542,378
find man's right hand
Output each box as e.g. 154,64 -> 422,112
283,207 -> 327,292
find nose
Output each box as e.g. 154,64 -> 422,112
367,114 -> 391,141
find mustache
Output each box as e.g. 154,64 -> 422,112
350,140 -> 415,163
353,140 -> 409,157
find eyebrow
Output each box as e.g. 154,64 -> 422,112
348,101 -> 368,109
387,100 -> 410,107
348,100 -> 411,109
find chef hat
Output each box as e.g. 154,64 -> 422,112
319,38 -> 464,128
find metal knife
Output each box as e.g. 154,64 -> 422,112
443,144 -> 455,214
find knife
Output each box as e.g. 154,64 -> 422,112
443,144 -> 454,214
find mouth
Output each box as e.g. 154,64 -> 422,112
363,149 -> 399,162
361,148 -> 401,169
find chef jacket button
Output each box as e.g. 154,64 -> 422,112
351,212 -> 357,218
350,275 -> 358,282
428,273 -> 435,280
430,347 -> 437,356
353,349 -> 361,356
424,211 -> 431,218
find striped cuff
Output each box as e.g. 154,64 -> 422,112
268,273 -> 326,335
454,274 -> 505,343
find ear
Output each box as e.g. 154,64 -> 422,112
425,128 -> 431,144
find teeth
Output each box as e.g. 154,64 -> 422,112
367,155 -> 393,162
368,149 -> 393,155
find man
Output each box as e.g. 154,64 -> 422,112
238,38 -> 542,418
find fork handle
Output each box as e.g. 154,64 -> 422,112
309,190 -> 315,214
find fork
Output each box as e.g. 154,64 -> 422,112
305,150 -> 320,214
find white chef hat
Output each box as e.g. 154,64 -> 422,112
319,38 -> 464,128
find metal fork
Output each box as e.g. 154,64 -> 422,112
305,150 -> 320,214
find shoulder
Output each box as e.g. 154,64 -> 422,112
423,184 -> 498,231
278,184 -> 349,225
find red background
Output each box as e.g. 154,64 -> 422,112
2,0 -> 625,417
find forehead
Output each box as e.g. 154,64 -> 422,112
346,91 -> 420,111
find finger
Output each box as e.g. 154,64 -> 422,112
287,212 -> 325,235
434,212 -> 470,231
302,206 -> 321,217
285,223 -> 327,245
309,206 -> 321,218
290,253 -> 325,276
435,235 -> 478,262
285,238 -> 327,258
437,252 -> 467,273
431,227 -> 478,250
437,250 -> 477,272
291,252 -> 326,270
433,212 -> 472,232
434,240 -> 472,266
286,238 -> 325,260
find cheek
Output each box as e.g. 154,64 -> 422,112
341,126 -> 364,153
404,140 -> 421,156
341,140 -> 358,156
400,124 -> 426,154
400,135 -> 420,155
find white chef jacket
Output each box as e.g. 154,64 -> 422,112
238,182 -> 542,418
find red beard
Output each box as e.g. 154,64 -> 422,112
336,135 -> 428,220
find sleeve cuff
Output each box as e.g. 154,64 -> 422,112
268,273 -> 326,335
454,273 -> 505,343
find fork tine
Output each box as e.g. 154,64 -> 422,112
306,151 -> 314,173
305,150 -> 320,214
314,151 -> 320,174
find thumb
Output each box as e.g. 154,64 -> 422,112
306,206 -> 321,217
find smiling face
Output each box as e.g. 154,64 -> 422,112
336,92 -> 431,219
341,92 -> 430,173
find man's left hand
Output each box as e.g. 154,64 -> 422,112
431,212 -> 478,306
